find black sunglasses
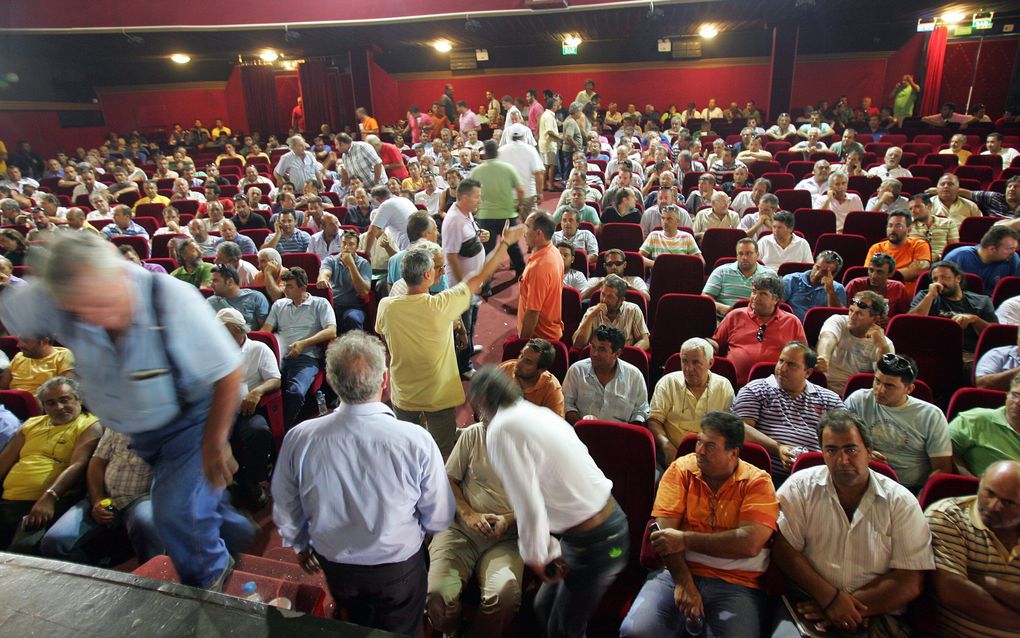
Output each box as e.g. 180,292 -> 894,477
756,324 -> 767,342
881,353 -> 913,373
605,261 -> 625,267
850,299 -> 872,310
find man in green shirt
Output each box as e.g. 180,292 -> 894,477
170,237 -> 214,288
950,374 -> 1020,476
469,140 -> 526,278
553,185 -> 600,228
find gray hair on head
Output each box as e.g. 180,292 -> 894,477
257,247 -> 282,266
37,375 -> 82,404
680,337 -> 714,360
32,231 -> 123,301
325,331 -> 387,404
468,366 -> 522,418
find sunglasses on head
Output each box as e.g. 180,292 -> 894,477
881,353 -> 913,373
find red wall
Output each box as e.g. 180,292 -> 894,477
790,58 -> 888,112
224,67 -> 250,134
368,54 -> 400,124
274,74 -> 300,133
0,111 -> 107,156
938,38 -> 1019,115
98,84 -> 231,133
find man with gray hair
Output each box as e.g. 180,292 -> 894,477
272,331 -> 454,636
0,232 -> 255,589
0,198 -> 22,225
867,146 -> 913,179
215,241 -> 258,286
335,132 -> 384,188
867,178 -> 909,213
273,134 -> 324,191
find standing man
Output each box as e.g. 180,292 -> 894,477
0,232 -> 255,589
442,178 -> 489,378
336,133 -> 384,188
273,135 -> 323,192
470,140 -> 527,280
470,367 -> 629,638
519,212 -> 564,341
364,184 -> 415,256
439,84 -> 456,122
499,130 -> 545,216
272,331 -> 454,637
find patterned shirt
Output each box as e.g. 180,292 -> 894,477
552,229 -> 598,257
265,229 -> 311,254
341,141 -> 384,185
910,216 -> 960,261
95,429 -> 153,509
101,221 -> 149,241
639,230 -> 701,259
574,301 -> 648,347
703,262 -> 776,307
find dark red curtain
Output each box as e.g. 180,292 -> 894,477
298,60 -> 336,135
919,27 -> 948,117
240,65 -> 281,137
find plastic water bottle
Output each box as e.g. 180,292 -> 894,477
315,391 -> 328,416
242,581 -> 263,603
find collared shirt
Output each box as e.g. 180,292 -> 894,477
949,406 -> 1020,477
441,203 -> 484,287
562,358 -> 650,423
265,229 -> 311,254
927,496 -> 1020,638
640,230 -> 701,259
758,234 -> 814,271
845,389 -> 952,490
732,376 -> 845,477
486,399 -> 613,566
794,177 -> 829,197
866,165 -> 912,179
170,262 -> 213,288
932,196 -> 982,225
497,359 -> 564,417
519,242 -> 564,341
307,231 -> 342,260
818,314 -> 895,394
910,216 -> 959,261
274,150 -> 323,190
692,209 -> 740,235
654,455 -> 778,589
712,307 -> 807,385
447,423 -> 512,519
574,301 -> 648,348
865,195 -> 909,214
208,288 -> 270,330
648,371 -> 734,444
972,190 -> 1020,218
341,142 -> 384,186
813,192 -> 863,233
782,271 -> 847,321
975,345 -> 1020,380
95,429 -> 153,509
321,253 -> 371,306
102,221 -> 149,241
583,275 -> 648,297
0,264 -> 240,434
982,147 -> 1020,170
703,262 -> 776,307
264,294 -> 336,360
499,141 -> 544,200
0,404 -> 19,451
777,466 -> 934,595
238,336 -> 280,395
552,229 -> 598,257
372,196 -> 416,250
271,401 -> 454,564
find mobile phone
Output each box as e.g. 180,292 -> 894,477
649,522 -> 661,533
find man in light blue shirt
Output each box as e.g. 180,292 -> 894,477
562,324 -> 649,425
101,205 -> 150,241
943,225 -> 1020,296
0,232 -> 254,589
272,330 -> 453,637
207,264 -> 269,330
316,231 -> 372,332
0,403 -> 19,449
975,340 -> 1020,391
782,250 -> 847,321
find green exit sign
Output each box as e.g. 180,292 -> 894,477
562,42 -> 578,55
973,15 -> 994,29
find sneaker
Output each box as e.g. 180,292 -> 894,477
471,345 -> 483,356
207,554 -> 235,592
461,369 -> 476,381
241,483 -> 269,511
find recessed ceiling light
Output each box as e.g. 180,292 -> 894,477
698,24 -> 719,39
259,50 -> 280,62
563,35 -> 583,47
941,11 -> 966,24
170,54 -> 191,64
434,39 -> 453,53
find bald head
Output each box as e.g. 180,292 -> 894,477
978,460 -> 1020,531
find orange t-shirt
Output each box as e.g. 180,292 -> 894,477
864,237 -> 932,296
652,454 -> 779,589
518,242 -> 564,341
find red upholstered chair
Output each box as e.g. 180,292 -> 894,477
574,419 -> 656,627
648,254 -> 705,320
964,153 -> 1004,176
777,261 -> 813,277
110,235 -> 151,259
699,227 -> 747,277
909,164 -> 947,185
973,324 -> 1018,373
784,161 -> 816,182
600,223 -> 644,253
748,161 -> 781,177
791,451 -> 899,481
802,306 -> 848,348
815,233 -> 868,268
955,165 -> 995,189
913,134 -> 947,147
143,257 -> 177,272
306,284 -> 334,305
675,434 -> 772,472
923,153 -> 959,170
501,337 -> 570,383
172,199 -> 199,215
896,176 -> 933,196
241,228 -> 271,247
793,209 -> 836,248
842,211 -> 890,247
776,189 -> 813,212
774,151 -> 801,169
561,286 -> 584,349
662,353 -> 738,391
151,233 -> 187,259
134,203 -> 167,219
885,315 -> 964,406
241,330 -> 286,452
902,142 -> 933,157
0,335 -> 19,360
281,252 -> 322,276
958,216 -> 999,244
992,276 -> 1020,307
0,389 -> 42,420
946,387 -> 1006,422
847,175 -> 882,199
571,249 -> 590,279
842,372 -> 933,403
133,216 -> 160,236
649,294 -> 716,374
917,473 -> 980,510
761,172 -> 796,190
765,141 -> 792,155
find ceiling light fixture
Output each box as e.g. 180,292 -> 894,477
434,39 -> 453,53
941,11 -> 966,24
698,24 -> 719,39
170,54 -> 191,64
563,34 -> 583,47
259,49 -> 280,62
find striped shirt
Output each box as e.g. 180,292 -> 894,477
926,495 -> 1020,637
552,229 -> 598,257
265,229 -> 311,254
639,230 -> 701,260
778,466 -> 934,596
703,262 -> 776,307
910,216 -> 960,261
732,375 -> 845,478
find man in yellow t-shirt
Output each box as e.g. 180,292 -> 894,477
0,337 -> 76,394
132,180 -> 171,212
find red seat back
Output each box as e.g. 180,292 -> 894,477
649,294 -> 716,372
791,451 -> 899,481
501,337 -> 570,383
917,473 -> 979,510
0,389 -> 42,420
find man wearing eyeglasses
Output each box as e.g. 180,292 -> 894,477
815,291 -> 895,394
581,249 -> 648,301
771,409 -> 932,637
781,251 -> 847,322
844,353 -> 952,493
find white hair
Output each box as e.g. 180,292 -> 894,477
680,337 -> 714,360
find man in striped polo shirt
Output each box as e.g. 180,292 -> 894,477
262,209 -> 311,254
702,237 -> 776,317
926,460 -> 1020,637
732,341 -> 844,480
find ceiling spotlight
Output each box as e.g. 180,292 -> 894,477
563,34 -> 583,47
941,11 -> 966,24
259,49 -> 280,62
170,54 -> 191,64
434,39 -> 453,53
698,24 -> 719,39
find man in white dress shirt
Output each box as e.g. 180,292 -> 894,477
470,367 -> 629,638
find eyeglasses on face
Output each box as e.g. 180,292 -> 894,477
850,299 -> 872,310
605,261 -> 625,267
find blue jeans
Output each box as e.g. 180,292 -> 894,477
534,502 -> 629,638
130,413 -> 258,588
335,304 -> 366,333
40,496 -> 164,564
456,299 -> 479,374
282,355 -> 320,429
620,570 -> 765,638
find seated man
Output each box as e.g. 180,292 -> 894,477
646,338 -> 735,467
703,237 -> 776,317
771,409 -> 932,637
260,267 -> 337,428
170,238 -> 213,288
732,342 -> 844,479
263,209 -> 311,254
710,273 -> 807,386
866,147 -> 912,179
0,404 -> 20,450
551,209 -> 598,266
931,173 -> 981,226
976,329 -> 1020,391
214,241 -> 258,287
315,230 -> 372,333
307,212 -> 341,261
552,185 -> 601,228
845,353 -> 953,492
737,190 -> 778,239
793,160 -> 831,198
207,264 -> 269,330
866,178 -> 909,213
908,193 -> 958,262
639,205 -> 702,269
562,324 -> 649,425
187,218 -> 223,257
944,225 -> 1020,296
40,427 -> 162,565
816,291 -> 894,394
0,377 -> 103,551
219,219 -> 258,256
949,375 -> 1020,476
620,412 -> 778,638
558,242 -> 588,291
757,210 -> 813,271
426,412 -> 524,637
814,171 -> 862,233
0,336 -> 75,394
496,338 -> 564,417
909,260 -> 997,357
845,252 -> 910,318
601,185 -> 642,225
691,192 -> 739,243
782,251 -> 847,322
216,308 -> 280,510
582,249 -> 649,300
926,460 -> 1020,637
572,275 -> 650,351
101,205 -> 149,242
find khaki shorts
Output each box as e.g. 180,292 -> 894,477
541,151 -> 557,166
427,522 -> 523,603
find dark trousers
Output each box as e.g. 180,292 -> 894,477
534,502 -> 630,638
456,300 -> 479,374
230,413 -> 271,487
477,217 -> 525,276
315,546 -> 428,637
0,494 -> 79,552
557,149 -> 575,184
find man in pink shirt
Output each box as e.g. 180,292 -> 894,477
526,89 -> 545,137
457,101 -> 479,134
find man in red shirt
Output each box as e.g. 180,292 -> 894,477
429,102 -> 452,141
366,135 -> 408,181
518,212 -> 564,341
845,252 -> 910,319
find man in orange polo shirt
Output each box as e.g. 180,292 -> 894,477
518,212 -> 564,341
620,411 -> 778,638
864,210 -> 931,296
